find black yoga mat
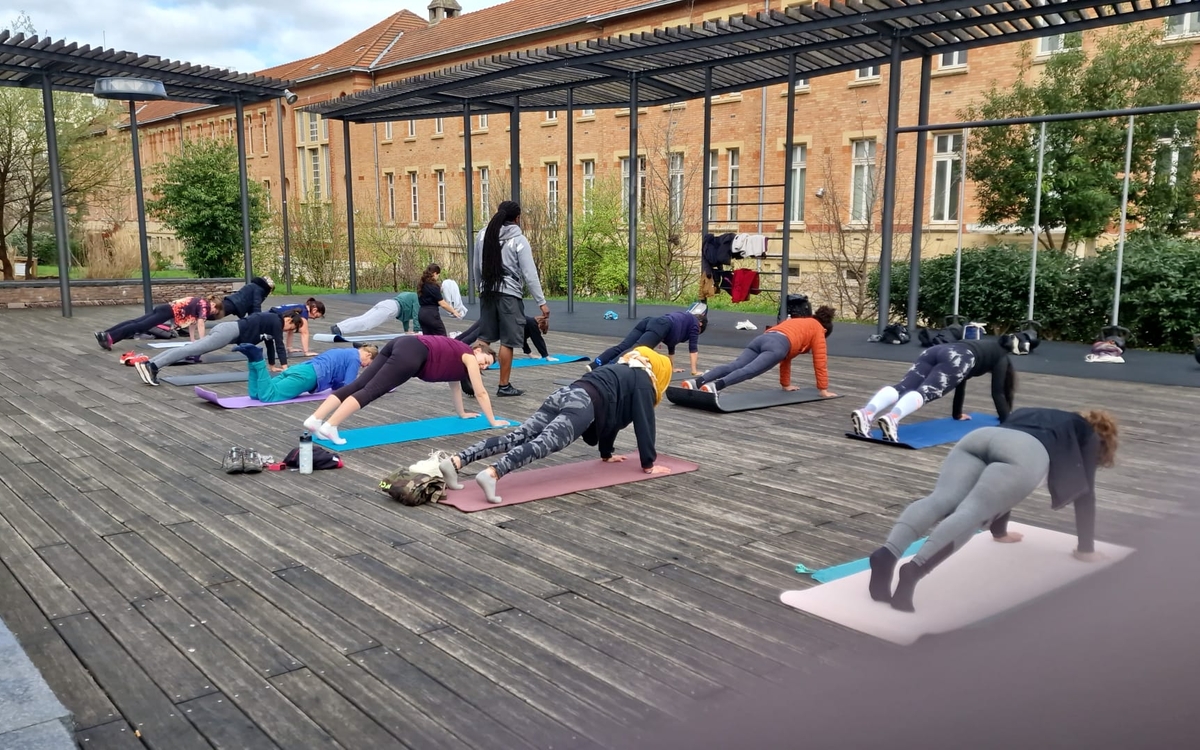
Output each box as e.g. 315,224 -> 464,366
665,385 -> 838,413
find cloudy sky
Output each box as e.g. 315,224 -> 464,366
2,1 -> 502,74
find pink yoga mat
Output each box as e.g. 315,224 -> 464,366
437,453 -> 699,512
195,386 -> 331,409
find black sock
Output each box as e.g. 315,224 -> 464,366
890,561 -> 921,613
868,547 -> 897,603
713,378 -> 726,390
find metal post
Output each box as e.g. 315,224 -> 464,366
234,97 -> 253,283
128,101 -> 154,313
41,76 -> 71,317
274,99 -> 293,294
701,68 -> 713,244
906,54 -> 932,338
1026,121 -> 1048,321
876,36 -> 904,335
952,128 -> 969,317
779,54 -> 798,323
510,98 -> 521,204
463,101 -> 476,305
627,72 -> 640,320
566,87 -> 575,314
342,119 -> 357,294
1111,115 -> 1135,327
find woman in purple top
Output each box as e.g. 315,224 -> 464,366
593,303 -> 708,375
303,335 -> 507,445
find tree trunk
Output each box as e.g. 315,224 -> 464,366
24,208 -> 36,279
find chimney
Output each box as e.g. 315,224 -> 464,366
428,0 -> 462,24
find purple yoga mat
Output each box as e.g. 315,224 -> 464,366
437,453 -> 699,512
194,386 -> 331,409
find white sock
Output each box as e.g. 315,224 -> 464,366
864,386 -> 900,418
316,422 -> 347,446
303,416 -> 323,433
889,391 -> 925,420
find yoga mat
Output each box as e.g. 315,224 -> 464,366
146,341 -> 189,349
167,352 -> 244,365
438,454 -> 699,512
195,386 -> 331,409
666,385 -> 840,413
845,413 -> 1000,449
487,354 -> 589,370
313,414 -> 517,451
796,539 -> 927,583
313,332 -> 408,343
553,371 -> 689,387
160,372 -> 249,386
779,522 -> 1133,646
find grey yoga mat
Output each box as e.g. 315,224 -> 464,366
160,371 -> 249,386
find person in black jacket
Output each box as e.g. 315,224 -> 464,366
867,407 -> 1119,613
439,346 -> 672,503
220,276 -> 274,319
133,311 -> 302,386
416,263 -> 463,337
851,339 -> 1016,443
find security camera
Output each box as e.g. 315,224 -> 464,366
815,187 -> 826,198
283,89 -> 298,105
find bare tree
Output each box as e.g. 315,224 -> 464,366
637,113 -> 699,301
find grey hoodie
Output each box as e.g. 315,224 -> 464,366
473,223 -> 547,307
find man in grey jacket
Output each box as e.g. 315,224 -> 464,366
473,201 -> 551,396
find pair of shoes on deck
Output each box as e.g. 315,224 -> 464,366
133,360 -> 161,386
222,446 -> 265,474
680,379 -> 718,394
850,409 -> 899,442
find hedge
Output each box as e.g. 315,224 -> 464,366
870,234 -> 1200,352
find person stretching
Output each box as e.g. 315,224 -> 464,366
95,295 -> 222,350
593,303 -> 708,375
417,263 -> 463,337
232,344 -> 376,403
441,278 -> 468,318
133,311 -> 302,386
330,291 -> 419,339
302,336 -> 504,445
868,407 -> 1118,613
458,316 -> 555,361
219,276 -> 274,319
681,305 -> 837,396
269,298 -> 326,355
439,346 -> 673,504
851,339 -> 1015,443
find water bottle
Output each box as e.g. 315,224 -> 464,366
298,431 -> 313,475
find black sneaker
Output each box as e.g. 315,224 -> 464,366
242,449 -> 264,474
95,331 -> 112,351
222,447 -> 245,474
495,383 -> 524,397
134,360 -> 161,386
330,324 -> 343,336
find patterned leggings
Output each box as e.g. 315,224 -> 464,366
895,343 -> 976,403
456,386 -> 595,477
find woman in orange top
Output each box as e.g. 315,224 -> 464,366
681,305 -> 837,396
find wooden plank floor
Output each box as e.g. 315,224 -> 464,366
0,299 -> 1196,749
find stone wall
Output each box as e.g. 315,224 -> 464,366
0,278 -> 242,309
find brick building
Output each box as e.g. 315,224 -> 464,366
109,1 -> 1200,311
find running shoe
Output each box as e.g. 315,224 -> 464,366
850,409 -> 872,437
876,414 -> 900,443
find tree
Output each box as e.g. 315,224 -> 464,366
963,27 -> 1200,251
147,138 -> 267,278
636,114 -> 699,301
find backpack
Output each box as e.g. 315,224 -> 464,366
878,323 -> 910,345
380,468 -> 445,506
918,324 -> 964,348
786,294 -> 813,318
268,445 -> 343,471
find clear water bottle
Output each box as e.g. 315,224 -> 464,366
298,431 -> 313,475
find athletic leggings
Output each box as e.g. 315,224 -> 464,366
459,318 -> 548,357
596,316 -> 672,366
456,385 -> 594,478
106,304 -> 174,345
418,305 -> 447,337
247,360 -> 317,402
149,322 -> 241,368
332,336 -> 427,408
337,299 -> 413,335
895,343 -> 976,403
699,331 -> 790,388
885,427 -> 1049,566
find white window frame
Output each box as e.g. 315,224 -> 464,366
621,156 -> 646,219
855,65 -> 881,80
246,114 -> 254,154
479,166 -> 490,217
1153,131 -> 1194,188
434,117 -> 444,135
931,133 -> 964,223
727,148 -> 740,222
478,113 -> 488,129
386,172 -> 396,223
1166,12 -> 1200,38
545,110 -> 558,121
939,50 -> 967,69
707,149 -> 719,222
308,113 -> 319,142
263,178 -> 271,213
668,152 -> 684,225
308,146 -> 323,201
436,170 -> 446,223
409,172 -> 419,223
581,160 -> 595,213
260,114 -> 269,154
850,138 -> 877,224
383,121 -> 393,140
546,162 -> 559,221
1038,31 -> 1082,55
580,108 -> 595,117
789,144 -> 807,223
407,120 -> 416,138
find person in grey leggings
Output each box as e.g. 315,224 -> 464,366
868,407 -> 1119,613
331,292 -> 419,337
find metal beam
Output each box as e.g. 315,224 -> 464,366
566,86 -> 575,314
906,53 -> 932,339
779,54 -> 797,324
627,71 -> 639,321
41,74 -> 71,317
275,98 -> 293,294
234,96 -> 253,284
128,100 -> 154,314
463,100 -> 476,305
509,97 -> 521,204
343,118 -> 357,294
875,34 -> 903,335
897,99 -> 1200,134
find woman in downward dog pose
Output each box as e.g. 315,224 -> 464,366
851,339 -> 1015,443
868,408 -> 1118,613
417,263 -> 463,337
95,295 -> 222,350
439,346 -> 672,504
681,305 -> 837,396
302,336 -> 504,445
329,291 -> 420,338
219,276 -> 274,319
592,303 -> 708,375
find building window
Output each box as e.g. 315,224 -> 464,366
386,173 -> 396,223
850,138 -> 877,223
479,166 -> 490,217
409,173 -> 419,223
668,152 -> 684,225
789,144 -> 807,222
707,149 -> 719,222
621,156 -> 646,219
932,133 -> 964,223
580,108 -> 595,117
263,179 -> 271,213
1154,130 -> 1194,188
296,113 -> 305,143
939,50 -> 967,69
309,147 -> 323,201
308,113 -> 320,142
856,65 -> 881,80
546,162 -> 559,221
545,110 -> 558,121
261,114 -> 269,154
435,170 -> 446,222
407,120 -> 416,137
1038,31 -> 1082,55
246,114 -> 253,154
434,117 -> 444,135
478,113 -> 488,129
797,77 -> 810,89
1166,12 -> 1200,38
727,148 -> 740,222
384,121 -> 393,140
582,160 -> 595,212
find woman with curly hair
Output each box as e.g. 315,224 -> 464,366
868,408 -> 1119,613
417,263 -> 463,337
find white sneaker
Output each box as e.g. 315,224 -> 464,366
700,382 -> 718,394
876,414 -> 900,443
850,409 -> 872,437
680,379 -> 697,390
736,320 -> 758,331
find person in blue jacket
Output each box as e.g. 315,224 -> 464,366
232,344 -> 377,403
269,297 -> 326,355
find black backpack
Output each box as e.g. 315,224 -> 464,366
786,294 -> 813,318
878,323 -> 910,345
280,445 -> 343,470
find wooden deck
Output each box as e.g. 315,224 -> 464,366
0,299 -> 1195,749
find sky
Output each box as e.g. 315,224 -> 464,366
2,1 -> 503,74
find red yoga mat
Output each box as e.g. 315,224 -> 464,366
437,453 -> 699,512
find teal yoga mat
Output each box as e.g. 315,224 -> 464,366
313,414 -> 517,451
487,354 -> 588,370
795,540 -> 926,583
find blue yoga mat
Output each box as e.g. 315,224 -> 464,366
845,413 -> 1000,450
487,354 -> 589,370
795,530 -> 985,583
313,414 -> 516,451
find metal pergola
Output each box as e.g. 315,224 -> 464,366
306,0 -> 1194,326
0,31 -> 292,316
